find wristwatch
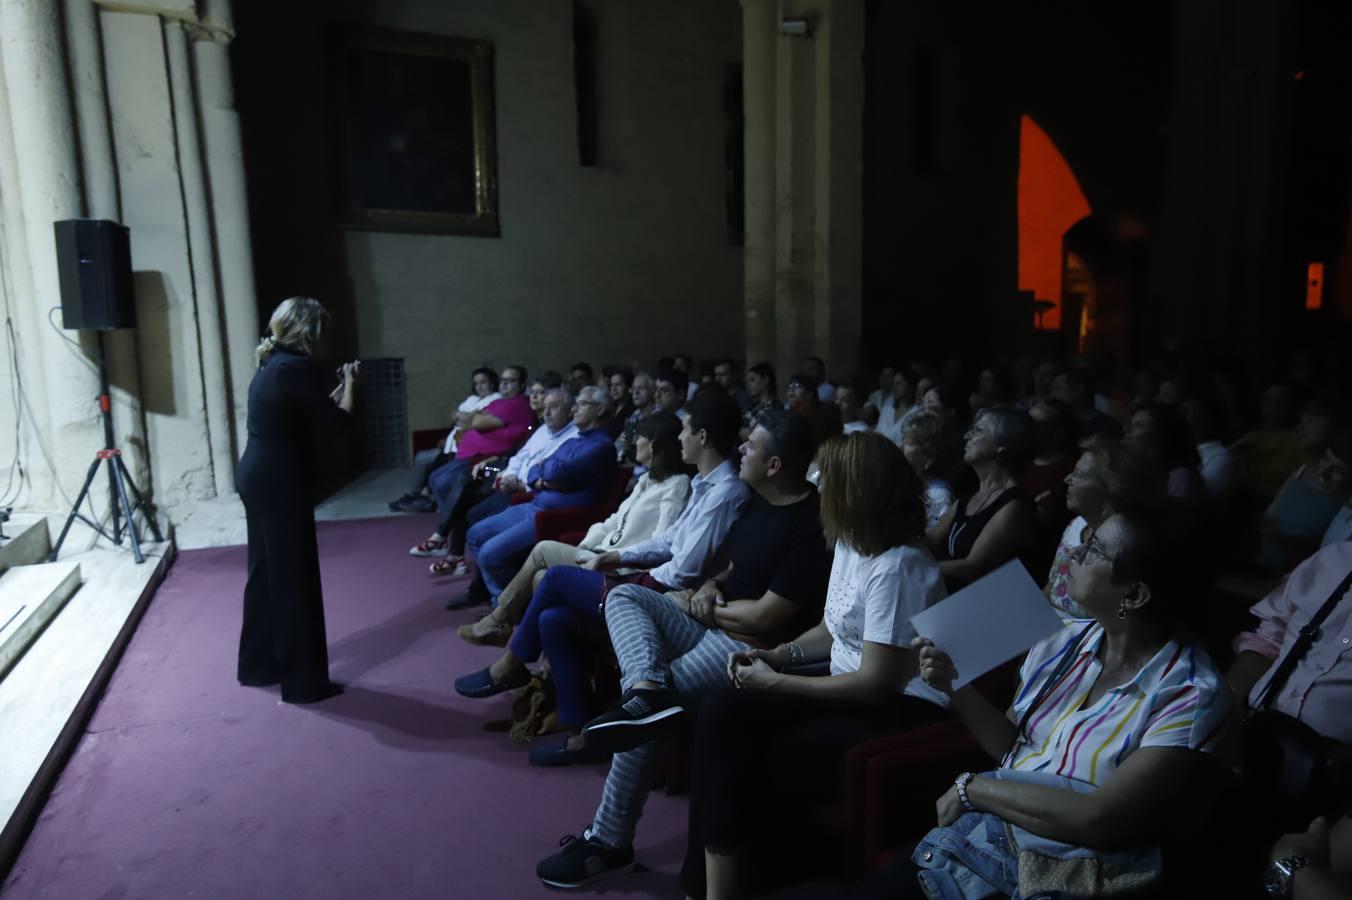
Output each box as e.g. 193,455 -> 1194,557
954,772 -> 976,812
1264,856 -> 1311,898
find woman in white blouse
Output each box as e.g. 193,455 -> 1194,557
679,431 -> 951,900
458,412 -> 690,646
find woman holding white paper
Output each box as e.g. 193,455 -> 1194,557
855,511 -> 1234,900
678,432 -> 952,900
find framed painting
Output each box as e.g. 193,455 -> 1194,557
334,27 -> 499,236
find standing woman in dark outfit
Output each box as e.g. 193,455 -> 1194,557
237,296 -> 359,704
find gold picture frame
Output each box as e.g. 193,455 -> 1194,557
334,27 -> 499,237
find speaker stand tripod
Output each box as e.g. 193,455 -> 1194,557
49,331 -> 162,564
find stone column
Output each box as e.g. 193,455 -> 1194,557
166,22 -> 235,495
742,0 -> 865,386
0,0 -> 103,510
811,1 -> 864,382
742,0 -> 778,369
64,0 -> 151,494
193,0 -> 261,459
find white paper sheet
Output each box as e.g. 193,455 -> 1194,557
909,560 -> 1066,689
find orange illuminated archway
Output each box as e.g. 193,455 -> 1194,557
1017,115 -> 1092,330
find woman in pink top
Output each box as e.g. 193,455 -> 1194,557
410,366 -> 534,557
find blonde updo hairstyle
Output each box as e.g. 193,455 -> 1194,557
255,296 -> 328,366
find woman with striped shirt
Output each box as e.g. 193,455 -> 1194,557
855,511 -> 1235,900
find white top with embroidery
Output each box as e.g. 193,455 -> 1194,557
823,541 -> 949,707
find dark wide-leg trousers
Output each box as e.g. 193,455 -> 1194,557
237,480 -> 332,704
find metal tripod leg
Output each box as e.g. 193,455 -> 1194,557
49,457 -> 103,562
109,455 -> 144,564
115,454 -> 163,542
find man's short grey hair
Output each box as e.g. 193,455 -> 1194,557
545,387 -> 573,408
577,385 -> 609,408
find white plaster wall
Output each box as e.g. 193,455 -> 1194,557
303,0 -> 743,431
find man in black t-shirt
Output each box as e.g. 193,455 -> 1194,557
536,410 -> 831,889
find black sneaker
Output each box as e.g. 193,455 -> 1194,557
388,492 -> 416,512
536,830 -> 634,889
579,687 -> 683,753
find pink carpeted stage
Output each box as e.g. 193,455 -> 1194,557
1,517 -> 695,898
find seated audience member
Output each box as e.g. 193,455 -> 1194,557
713,359 -> 751,412
1128,402 -> 1205,504
655,368 -> 689,418
446,386 -> 616,609
968,366 -> 1014,414
742,362 -> 778,439
409,366 -> 532,558
866,365 -> 896,411
681,433 -> 952,900
876,367 -> 920,446
390,366 -> 498,512
901,411 -> 963,529
525,378 -> 548,422
1322,431 -> 1352,548
787,373 -> 844,444
671,353 -> 699,400
1228,539 -> 1352,885
836,384 -> 871,434
568,362 -> 594,396
458,412 -> 690,645
920,380 -> 968,425
1026,358 -> 1062,409
1023,397 -> 1080,533
802,355 -> 837,402
856,512 -> 1234,900
605,367 -> 635,438
1257,405 -> 1346,573
533,409 -> 829,888
614,370 -> 656,465
1232,381 -> 1303,503
1187,390 -> 1238,499
1229,539 -> 1352,748
928,407 -> 1039,589
427,388 -> 578,576
1045,440 -> 1160,618
1054,365 -> 1123,439
453,392 -> 750,751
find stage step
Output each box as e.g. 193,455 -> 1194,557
0,516 -> 52,574
0,561 -> 83,681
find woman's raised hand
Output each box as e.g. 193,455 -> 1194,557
911,636 -> 959,697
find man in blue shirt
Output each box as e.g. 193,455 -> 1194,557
449,386 -> 617,610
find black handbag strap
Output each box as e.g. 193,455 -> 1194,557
1007,621 -> 1095,758
1251,565 -> 1352,712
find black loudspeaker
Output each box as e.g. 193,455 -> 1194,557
54,219 -> 136,330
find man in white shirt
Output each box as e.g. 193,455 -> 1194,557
433,389 -> 578,578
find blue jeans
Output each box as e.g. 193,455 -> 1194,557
508,566 -> 606,729
427,458 -> 473,522
465,503 -> 539,599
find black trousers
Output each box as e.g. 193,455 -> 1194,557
237,449 -> 332,703
680,688 -> 950,899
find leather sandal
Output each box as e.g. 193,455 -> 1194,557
429,556 -> 463,575
410,537 -> 449,558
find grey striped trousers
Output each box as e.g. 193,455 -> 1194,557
589,583 -> 748,848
